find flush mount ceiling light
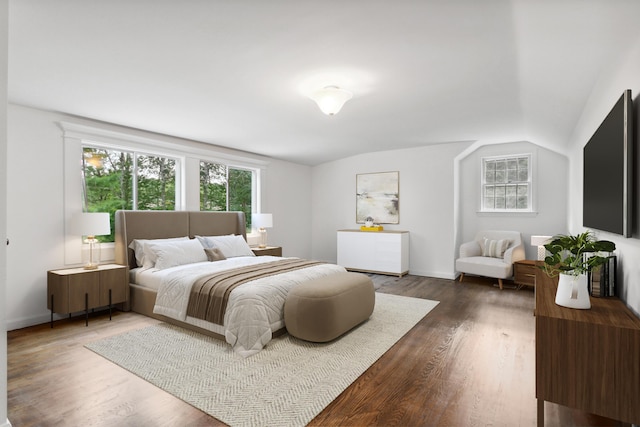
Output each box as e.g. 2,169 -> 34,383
309,85 -> 353,115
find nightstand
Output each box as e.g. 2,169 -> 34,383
513,259 -> 537,289
47,263 -> 128,327
251,246 -> 282,257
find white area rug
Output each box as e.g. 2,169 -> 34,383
86,292 -> 438,427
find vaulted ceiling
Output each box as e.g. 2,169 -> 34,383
8,1 -> 640,165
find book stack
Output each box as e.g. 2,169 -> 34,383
588,256 -> 617,297
360,225 -> 384,231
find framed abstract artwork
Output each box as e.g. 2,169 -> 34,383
356,171 -> 399,224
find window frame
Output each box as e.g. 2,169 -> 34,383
82,143 -> 183,212
61,121 -> 267,266
198,159 -> 258,232
480,153 -> 533,213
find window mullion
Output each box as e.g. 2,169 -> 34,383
132,153 -> 139,210
226,166 -> 230,210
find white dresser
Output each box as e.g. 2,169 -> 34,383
337,229 -> 409,277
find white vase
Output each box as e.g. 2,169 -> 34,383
555,273 -> 591,309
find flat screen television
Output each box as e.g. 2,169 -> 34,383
583,89 -> 633,237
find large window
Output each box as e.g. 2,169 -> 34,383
200,161 -> 253,230
82,146 -> 178,242
481,154 -> 531,212
63,121 -> 266,266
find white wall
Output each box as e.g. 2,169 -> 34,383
567,35 -> 640,316
458,141 -> 569,259
263,159 -> 312,259
5,104 -> 312,330
311,142 -> 472,279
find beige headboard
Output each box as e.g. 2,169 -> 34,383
115,210 -> 247,269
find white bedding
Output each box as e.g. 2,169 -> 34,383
150,256 -> 346,357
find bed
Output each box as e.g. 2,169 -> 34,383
114,210 -> 346,357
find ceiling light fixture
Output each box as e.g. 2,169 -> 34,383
309,85 -> 353,115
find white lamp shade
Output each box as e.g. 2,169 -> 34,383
252,213 -> 273,229
309,86 -> 353,115
530,235 -> 552,247
531,235 -> 552,261
72,212 -> 111,236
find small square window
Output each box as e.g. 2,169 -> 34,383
481,154 -> 532,212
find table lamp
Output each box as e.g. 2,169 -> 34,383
73,212 -> 111,269
530,235 -> 552,261
252,213 -> 273,248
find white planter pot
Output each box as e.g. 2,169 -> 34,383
555,273 -> 591,309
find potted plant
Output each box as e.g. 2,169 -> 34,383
542,231 -> 615,309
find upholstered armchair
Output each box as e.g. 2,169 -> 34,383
455,230 -> 526,289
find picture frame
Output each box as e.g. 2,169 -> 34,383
356,171 -> 399,224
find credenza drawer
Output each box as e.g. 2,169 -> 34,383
514,260 -> 537,287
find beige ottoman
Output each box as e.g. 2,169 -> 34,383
284,272 -> 375,342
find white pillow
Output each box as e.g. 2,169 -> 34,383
146,239 -> 208,270
195,234 -> 232,249
128,236 -> 189,268
197,234 -> 255,258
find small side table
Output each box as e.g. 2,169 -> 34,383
251,246 -> 282,257
514,259 -> 537,289
47,263 -> 128,327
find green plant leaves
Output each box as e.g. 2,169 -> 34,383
541,231 -> 615,277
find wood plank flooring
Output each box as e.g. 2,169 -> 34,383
7,274 -> 630,427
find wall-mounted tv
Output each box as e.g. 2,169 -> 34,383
583,89 -> 633,237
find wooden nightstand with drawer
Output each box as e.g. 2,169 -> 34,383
514,259 -> 538,289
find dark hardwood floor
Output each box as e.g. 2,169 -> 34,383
7,274 -> 630,427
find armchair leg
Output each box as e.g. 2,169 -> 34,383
498,278 -> 503,290
459,273 -> 464,283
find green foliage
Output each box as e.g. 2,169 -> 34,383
200,161 -> 227,211
137,155 -> 176,210
542,231 -> 616,277
82,150 -> 255,242
200,162 -> 253,232
83,148 -> 177,242
83,149 -> 134,242
228,168 -> 252,229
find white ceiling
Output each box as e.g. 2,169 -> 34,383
8,1 -> 640,165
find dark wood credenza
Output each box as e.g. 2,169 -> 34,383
535,266 -> 640,426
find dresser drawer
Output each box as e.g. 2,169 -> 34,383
337,230 -> 409,276
514,261 -> 537,287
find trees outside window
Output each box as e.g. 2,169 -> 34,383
81,147 -> 255,242
136,154 -> 176,210
82,147 -> 177,242
200,161 -> 253,231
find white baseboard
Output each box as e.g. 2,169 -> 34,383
1,418 -> 13,427
409,269 -> 457,280
6,312 -> 55,331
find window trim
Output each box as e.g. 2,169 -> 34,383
480,153 -> 534,213
82,142 -> 184,211
198,160 -> 257,230
61,121 -> 268,266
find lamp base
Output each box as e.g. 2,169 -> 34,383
258,227 -> 268,249
83,238 -> 101,270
